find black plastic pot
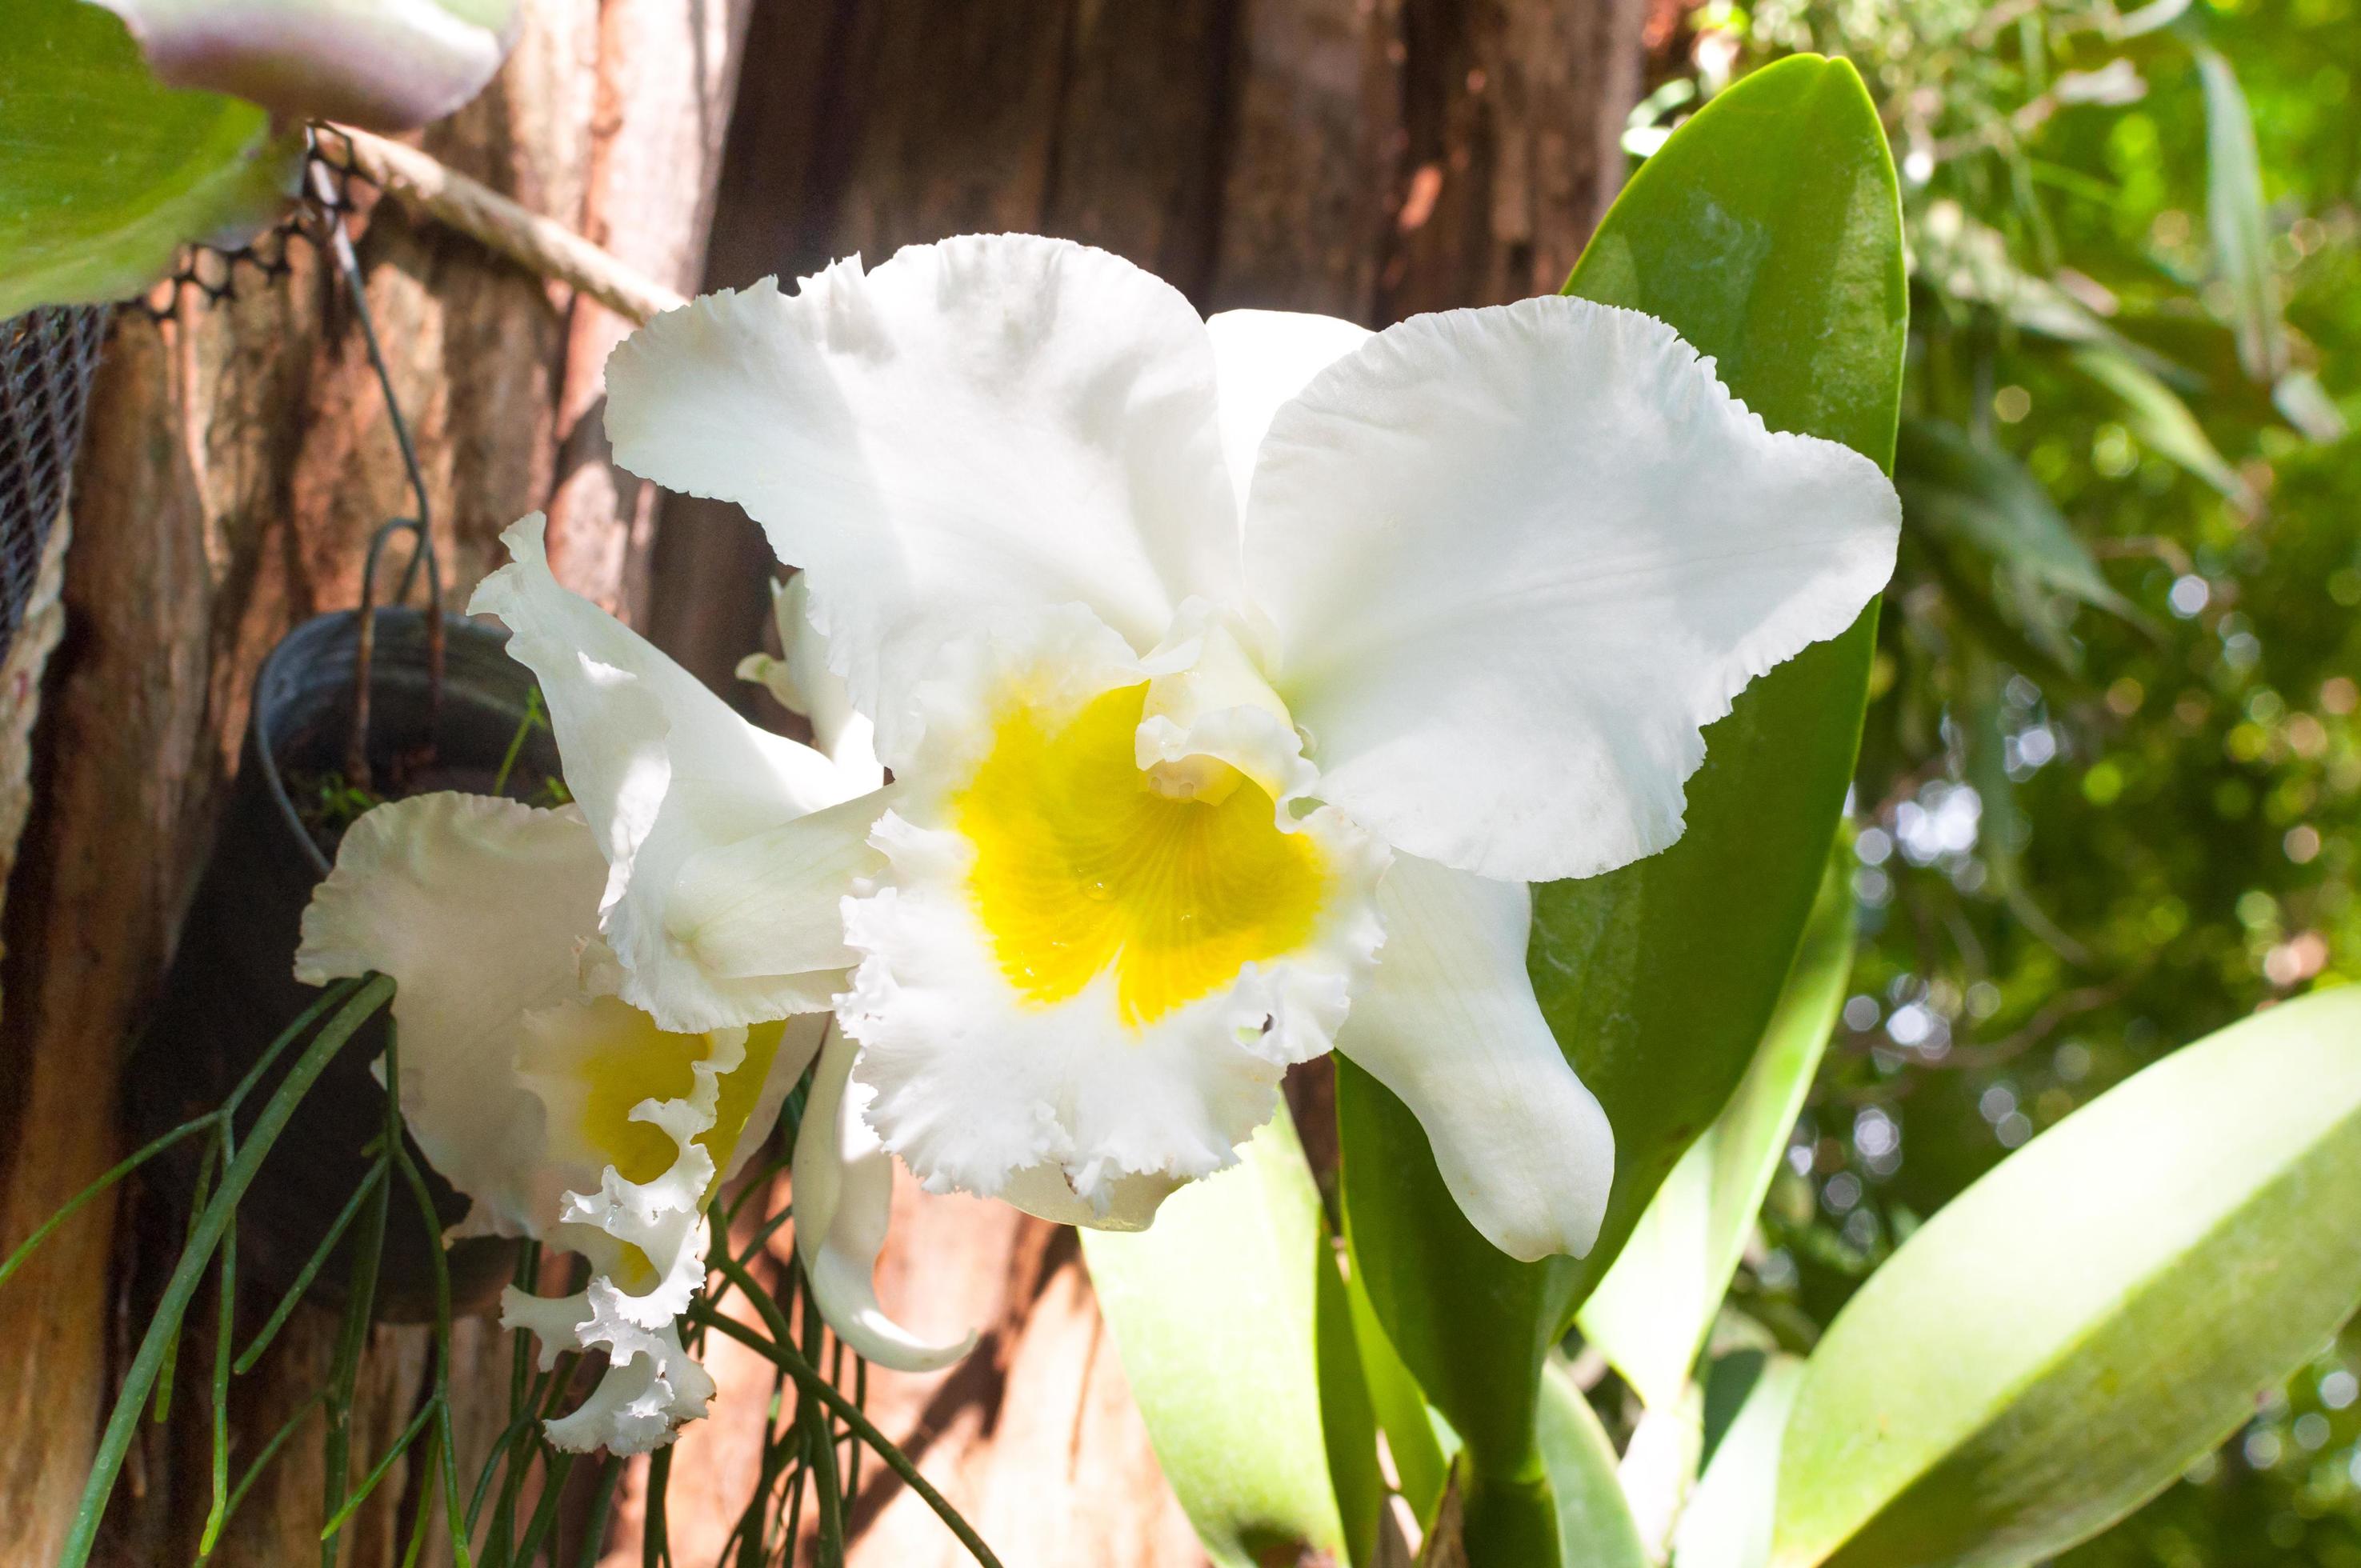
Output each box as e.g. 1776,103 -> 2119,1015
132,606 -> 562,1321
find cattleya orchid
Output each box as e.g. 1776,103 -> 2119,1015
297,231 -> 1899,1451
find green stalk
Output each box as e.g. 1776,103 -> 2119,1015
388,1027 -> 474,1568
691,1258 -> 1001,1568
0,1115 -> 216,1290
318,1397 -> 439,1538
322,1007 -> 401,1568
236,1162 -> 386,1373
201,1119 -> 240,1551
197,1390 -> 327,1565
58,976 -> 394,1568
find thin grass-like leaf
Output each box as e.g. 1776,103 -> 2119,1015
237,1162 -> 386,1374
58,974 -> 394,1568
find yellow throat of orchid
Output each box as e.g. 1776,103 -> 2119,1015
571,1014 -> 790,1188
955,682 -> 1329,1028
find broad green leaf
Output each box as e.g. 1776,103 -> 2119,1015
92,0 -> 522,131
1536,1363 -> 1650,1568
1339,53 -> 1903,1568
2190,46 -> 2285,383
1895,418 -> 2143,630
1083,1110 -> 1351,1568
1773,987 -> 2361,1568
0,0 -> 299,318
1344,1258 -> 1454,1528
2072,347 -> 2254,506
1316,1226 -> 1389,1568
1577,849 -> 1855,1412
1673,1354 -> 1807,1568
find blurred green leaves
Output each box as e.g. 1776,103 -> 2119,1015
1337,51 -> 1903,1566
0,0 -> 298,318
2190,44 -> 2284,383
1773,987 -> 2361,1567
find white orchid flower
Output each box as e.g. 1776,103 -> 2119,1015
293,786 -> 834,1453
471,233 -> 1899,1282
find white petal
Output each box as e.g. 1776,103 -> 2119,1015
722,1011 -> 829,1186
504,1289 -> 716,1455
604,237 -> 1239,764
1205,308 -> 1371,517
472,515 -> 862,1033
662,786 -> 894,990
294,792 -> 601,1238
503,1022 -> 780,1452
738,574 -> 883,783
1335,854 -> 1613,1262
1246,295 -> 1900,882
837,607 -> 1391,1214
793,1028 -> 978,1373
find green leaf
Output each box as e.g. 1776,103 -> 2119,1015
1082,1109 -> 1352,1568
1772,987 -> 2361,1568
0,0 -> 299,318
1535,1363 -> 1651,1568
1337,52 -> 1903,1568
1895,418 -> 2144,629
1672,1354 -> 1807,1568
1576,848 -> 1855,1412
91,0 -> 522,132
2190,45 -> 2285,383
1343,1258 -> 1454,1529
2071,347 -> 2255,507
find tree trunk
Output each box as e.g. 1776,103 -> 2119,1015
0,3 -> 750,1562
634,2 -> 1649,1565
0,0 -> 1645,1562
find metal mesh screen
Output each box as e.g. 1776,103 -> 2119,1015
0,306 -> 108,662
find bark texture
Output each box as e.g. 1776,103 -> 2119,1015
638,2 -> 1648,1564
0,2 -> 749,1561
0,0 -> 1646,1562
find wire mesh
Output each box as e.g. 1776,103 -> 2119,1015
0,305 -> 108,664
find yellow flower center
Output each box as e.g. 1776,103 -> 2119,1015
577,1014 -> 790,1187
955,682 -> 1330,1027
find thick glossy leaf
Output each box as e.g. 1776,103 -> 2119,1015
1773,987 -> 2361,1568
0,0 -> 298,318
2191,46 -> 2284,383
93,0 -> 521,131
1536,1363 -> 1651,1568
1578,850 -> 1854,1414
1345,1258 -> 1454,1529
1339,53 -> 1903,1568
1674,1355 -> 1808,1568
1083,1110 -> 1352,1568
1317,1230 -> 1390,1568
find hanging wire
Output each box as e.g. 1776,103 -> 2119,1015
292,138 -> 445,791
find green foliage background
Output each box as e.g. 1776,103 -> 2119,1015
1635,0 -> 2361,1560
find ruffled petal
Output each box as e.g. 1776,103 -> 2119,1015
603,236 -> 1239,764
472,515 -> 864,1033
1205,308 -> 1371,517
836,606 -> 1389,1218
1335,854 -> 1613,1262
793,1028 -> 978,1373
294,792 -> 603,1238
503,1021 -> 792,1452
1245,295 -> 1900,882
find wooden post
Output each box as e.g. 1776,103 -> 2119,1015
0,4 -> 750,1561
631,2 -> 1649,1562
